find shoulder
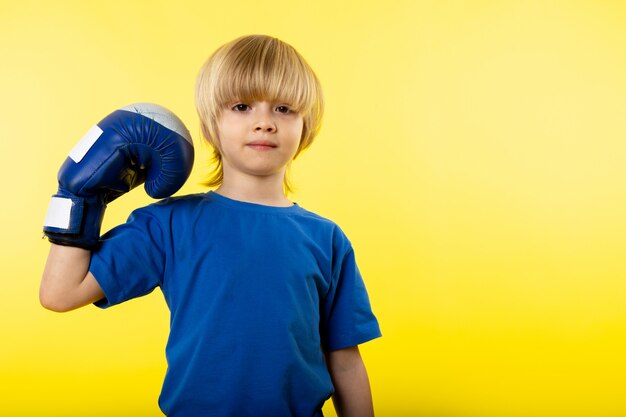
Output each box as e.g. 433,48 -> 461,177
132,192 -> 208,214
154,192 -> 209,207
120,193 -> 208,228
293,206 -> 354,252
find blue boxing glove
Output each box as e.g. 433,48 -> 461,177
43,103 -> 194,248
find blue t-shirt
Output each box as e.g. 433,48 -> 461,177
89,191 -> 381,417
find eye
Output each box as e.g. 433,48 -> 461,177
232,103 -> 250,112
275,105 -> 292,114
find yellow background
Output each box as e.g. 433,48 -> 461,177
2,0 -> 626,415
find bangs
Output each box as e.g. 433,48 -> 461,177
212,37 -> 317,114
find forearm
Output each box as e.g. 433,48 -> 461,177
40,244 -> 102,312
327,346 -> 375,417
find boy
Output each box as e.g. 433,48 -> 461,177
41,34 -> 381,417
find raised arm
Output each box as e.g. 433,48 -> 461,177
40,103 -> 194,312
326,345 -> 375,417
40,244 -> 104,312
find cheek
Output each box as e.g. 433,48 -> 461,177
217,119 -> 239,142
292,119 -> 305,142
288,127 -> 304,153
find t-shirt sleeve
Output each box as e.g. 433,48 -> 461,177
89,206 -> 166,309
321,239 -> 382,351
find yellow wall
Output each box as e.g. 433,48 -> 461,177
3,0 -> 626,415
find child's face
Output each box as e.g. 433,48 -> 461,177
217,100 -> 304,180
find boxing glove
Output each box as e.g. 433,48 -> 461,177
43,103 -> 194,249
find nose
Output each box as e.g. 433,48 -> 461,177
254,121 -> 276,133
253,107 -> 277,133
255,126 -> 275,133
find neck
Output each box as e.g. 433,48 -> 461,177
215,167 -> 292,207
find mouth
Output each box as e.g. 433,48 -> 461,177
247,141 -> 277,151
247,144 -> 276,151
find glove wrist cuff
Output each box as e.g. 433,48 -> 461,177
43,190 -> 107,249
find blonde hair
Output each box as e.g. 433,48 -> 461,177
195,34 -> 324,196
